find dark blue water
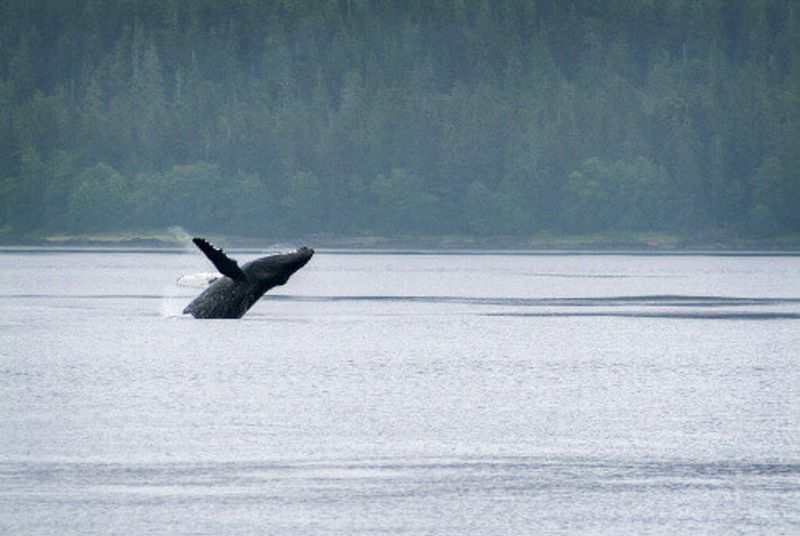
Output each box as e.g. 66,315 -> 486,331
1,249 -> 798,534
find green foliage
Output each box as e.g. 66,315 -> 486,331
751,155 -> 798,234
463,180 -> 495,236
42,150 -> 77,231
129,163 -> 279,235
561,157 -> 673,233
748,204 -> 779,238
282,171 -> 324,234
3,145 -> 45,233
561,158 -> 614,234
68,163 -> 128,232
0,0 -> 797,239
225,172 -> 276,237
369,169 -> 438,235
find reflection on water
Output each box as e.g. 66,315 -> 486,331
0,251 -> 798,534
2,457 -> 799,534
2,293 -> 799,318
486,311 -> 800,319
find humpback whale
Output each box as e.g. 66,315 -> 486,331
183,237 -> 314,319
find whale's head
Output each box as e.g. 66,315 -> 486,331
245,247 -> 314,285
277,247 -> 315,273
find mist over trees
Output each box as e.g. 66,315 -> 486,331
1,0 -> 798,239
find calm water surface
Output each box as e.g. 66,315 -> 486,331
1,249 -> 798,534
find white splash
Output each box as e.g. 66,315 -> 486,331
168,226 -> 198,252
176,272 -> 222,288
160,283 -> 186,317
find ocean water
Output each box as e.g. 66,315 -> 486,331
0,248 -> 798,534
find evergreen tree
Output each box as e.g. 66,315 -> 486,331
0,0 -> 796,239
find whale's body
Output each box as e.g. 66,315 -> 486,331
183,238 -> 313,319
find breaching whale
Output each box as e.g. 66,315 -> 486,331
183,237 -> 314,319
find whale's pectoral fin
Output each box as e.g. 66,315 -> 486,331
192,237 -> 247,282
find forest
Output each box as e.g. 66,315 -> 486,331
0,0 -> 798,241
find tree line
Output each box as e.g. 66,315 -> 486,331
1,0 -> 798,239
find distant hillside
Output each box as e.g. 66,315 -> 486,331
1,0 -> 798,239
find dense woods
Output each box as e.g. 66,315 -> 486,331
1,0 -> 798,239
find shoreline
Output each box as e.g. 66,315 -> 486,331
1,232 -> 799,254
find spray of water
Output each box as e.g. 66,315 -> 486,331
160,282 -> 186,318
176,272 -> 221,288
168,226 -> 196,252
160,226 -> 197,317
